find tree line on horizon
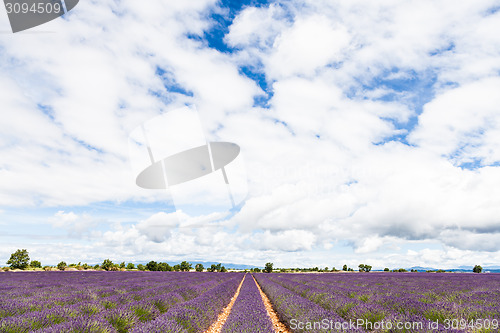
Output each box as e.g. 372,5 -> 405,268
2,249 -> 230,272
2,249 -> 485,274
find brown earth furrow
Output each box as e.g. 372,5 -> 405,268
252,274 -> 292,333
204,274 -> 246,333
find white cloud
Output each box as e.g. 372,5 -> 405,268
50,211 -> 99,236
1,0 -> 500,267
409,77 -> 500,166
136,211 -> 179,243
265,15 -> 350,78
439,230 -> 500,252
354,236 -> 386,254
0,0 -> 256,207
131,211 -> 228,243
226,4 -> 291,51
256,229 -> 316,252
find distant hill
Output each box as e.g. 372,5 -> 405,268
409,266 -> 438,271
448,267 -> 500,273
128,261 -> 259,270
372,266 -> 500,273
407,266 -> 500,273
191,261 -> 259,270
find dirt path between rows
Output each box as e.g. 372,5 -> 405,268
204,274 -> 246,333
252,274 -> 292,333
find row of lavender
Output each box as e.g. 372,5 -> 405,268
255,272 -> 500,332
0,271 -> 242,332
254,274 -> 359,333
220,274 -> 274,333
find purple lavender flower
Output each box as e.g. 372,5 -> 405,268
221,274 -> 274,333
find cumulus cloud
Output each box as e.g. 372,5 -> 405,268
222,0 -> 500,257
136,212 -> 179,243
409,77 -> 500,166
439,230 -> 500,252
49,211 -> 99,237
265,15 -> 350,78
257,229 -> 317,252
0,0 -> 255,207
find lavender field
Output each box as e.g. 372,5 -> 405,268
0,271 -> 499,332
255,272 -> 500,332
0,271 -> 242,332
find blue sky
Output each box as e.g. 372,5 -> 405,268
1,0 -> 500,269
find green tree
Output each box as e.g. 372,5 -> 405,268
101,259 -> 114,271
137,264 -> 145,271
384,267 -> 389,272
359,264 -> 372,272
158,262 -> 171,271
220,266 -> 227,272
342,264 -> 348,271
119,262 -> 125,269
30,260 -> 42,268
7,249 -> 30,270
57,261 -> 67,270
146,261 -> 158,271
252,267 -> 261,273
473,265 -> 483,273
264,262 -> 274,273
126,263 -> 135,270
207,263 -> 225,272
195,263 -> 204,272
180,261 -> 192,271
173,264 -> 181,271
